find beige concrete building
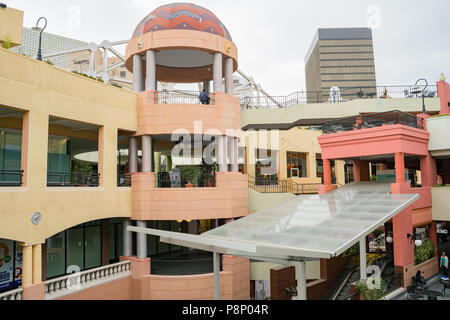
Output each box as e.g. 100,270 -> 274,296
305,28 -> 377,103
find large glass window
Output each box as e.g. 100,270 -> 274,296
146,221 -> 183,258
108,219 -> 123,263
46,232 -> 65,279
286,152 -> 307,178
0,129 -> 22,184
255,149 -> 278,185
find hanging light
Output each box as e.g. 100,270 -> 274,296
386,232 -> 393,244
415,239 -> 423,247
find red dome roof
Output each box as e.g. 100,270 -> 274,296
132,3 -> 232,41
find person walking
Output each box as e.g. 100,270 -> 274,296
441,252 -> 449,280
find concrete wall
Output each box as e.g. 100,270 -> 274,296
0,7 -> 23,47
401,257 -> 439,287
57,276 -> 133,300
248,188 -> 295,214
432,187 -> 450,221
0,48 -> 137,244
427,115 -> 450,157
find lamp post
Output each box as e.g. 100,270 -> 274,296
411,78 -> 429,114
32,17 -> 47,61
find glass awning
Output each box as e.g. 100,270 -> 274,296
129,182 -> 419,261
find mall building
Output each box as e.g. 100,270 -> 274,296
0,3 -> 449,300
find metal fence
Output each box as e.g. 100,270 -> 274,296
118,174 -> 132,187
156,90 -> 206,105
156,171 -> 216,188
248,176 -> 321,194
240,85 -> 438,110
0,170 -> 23,186
322,110 -> 424,134
47,172 -> 100,187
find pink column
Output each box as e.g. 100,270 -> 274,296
420,154 -> 437,188
392,208 -> 414,267
430,223 -> 438,258
323,159 -> 332,186
395,153 -> 405,184
353,160 -> 361,182
437,79 -> 450,115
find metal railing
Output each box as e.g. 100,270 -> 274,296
0,170 -> 23,186
248,176 -> 321,194
118,174 -> 132,187
156,171 -> 216,188
322,110 -> 424,134
240,85 -> 438,110
0,288 -> 23,300
45,260 -> 131,300
47,172 -> 100,187
156,90 -> 207,105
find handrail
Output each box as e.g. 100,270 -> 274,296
45,260 -> 131,299
248,175 -> 322,194
0,288 -> 23,300
0,170 -> 24,186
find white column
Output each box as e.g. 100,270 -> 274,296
133,54 -> 143,92
129,137 -> 138,173
213,53 -> 223,93
142,135 -> 152,173
145,50 -> 156,91
232,138 -> 239,172
123,220 -> 132,257
213,251 -> 221,300
137,221 -> 147,259
224,57 -> 234,95
218,136 -> 228,172
360,238 -> 367,281
292,261 -> 307,300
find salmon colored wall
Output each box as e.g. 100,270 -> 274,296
437,80 -> 450,115
57,277 -> 133,300
137,91 -> 241,137
131,172 -> 248,221
318,125 -> 430,160
401,257 -> 439,287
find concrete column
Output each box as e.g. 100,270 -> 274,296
155,152 -> 161,174
142,135 -> 152,173
213,251 -> 220,300
22,245 -> 33,287
129,137 -> 138,174
224,57 -> 234,95
136,221 -> 147,259
166,156 -> 173,172
218,136 -> 228,172
420,154 -> 437,188
123,220 -> 132,257
323,159 -> 332,186
213,53 -> 223,93
203,80 -> 211,94
395,153 -> 405,183
232,138 -> 239,172
360,238 -> 367,281
133,54 -> 143,92
292,261 -> 307,300
145,50 -> 156,91
32,245 -> 42,284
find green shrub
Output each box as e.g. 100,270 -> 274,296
355,278 -> 386,300
433,184 -> 450,188
415,239 -> 435,265
71,70 -> 104,83
1,35 -> 13,49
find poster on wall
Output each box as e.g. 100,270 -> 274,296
0,239 -> 14,290
14,242 -> 22,286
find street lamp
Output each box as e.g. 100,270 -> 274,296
32,17 -> 47,61
411,78 -> 429,114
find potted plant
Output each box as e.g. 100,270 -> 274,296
181,166 -> 201,188
355,278 -> 386,300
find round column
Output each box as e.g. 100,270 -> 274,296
213,53 -> 223,93
22,245 -> 33,287
133,54 -> 143,92
145,50 -> 156,91
129,137 -> 138,174
218,136 -> 228,172
123,220 -> 133,257
136,221 -> 148,259
142,135 -> 153,173
224,57 -> 234,95
32,245 -> 42,284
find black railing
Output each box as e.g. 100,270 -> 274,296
248,176 -> 321,194
0,170 -> 23,186
118,174 -> 132,187
156,171 -> 216,188
240,85 -> 438,110
322,110 -> 424,134
47,172 -> 100,187
156,90 -> 207,105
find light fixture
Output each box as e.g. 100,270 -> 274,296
32,17 -> 47,61
407,232 -> 423,247
386,232 -> 393,244
411,78 -> 429,114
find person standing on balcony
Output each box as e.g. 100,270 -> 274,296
199,89 -> 210,105
441,252 -> 449,280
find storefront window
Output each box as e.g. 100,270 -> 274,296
255,149 -> 277,185
0,239 -> 23,292
286,152 -> 307,178
46,232 -> 65,279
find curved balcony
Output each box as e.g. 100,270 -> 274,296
131,172 -> 248,221
136,91 -> 241,137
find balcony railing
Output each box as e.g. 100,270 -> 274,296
248,176 -> 321,194
45,260 -> 131,300
0,288 -> 23,300
118,174 -> 132,187
240,85 -> 438,110
322,110 -> 424,134
47,172 -> 100,187
156,171 -> 216,188
0,170 -> 23,186
156,90 -> 209,105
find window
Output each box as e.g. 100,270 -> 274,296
286,152 -> 307,178
120,71 -> 126,78
255,149 -> 278,185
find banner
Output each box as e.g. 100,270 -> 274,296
0,239 -> 14,290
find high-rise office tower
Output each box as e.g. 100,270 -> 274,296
305,28 -> 377,102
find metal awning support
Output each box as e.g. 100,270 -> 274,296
213,251 -> 220,300
360,238 -> 367,281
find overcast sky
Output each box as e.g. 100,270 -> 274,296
7,0 -> 450,95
